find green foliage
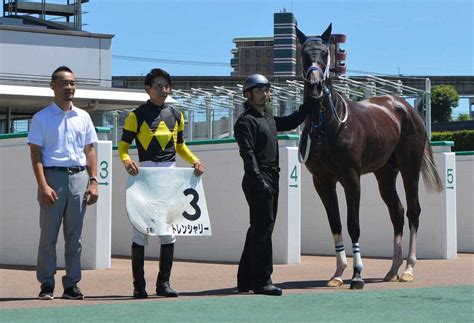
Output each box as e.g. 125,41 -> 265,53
432,130 -> 474,152
457,113 -> 471,121
431,85 -> 459,122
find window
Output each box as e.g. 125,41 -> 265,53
267,63 -> 272,71
256,50 -> 261,58
244,50 -> 249,58
245,64 -> 249,71
267,49 -> 272,57
256,63 -> 261,71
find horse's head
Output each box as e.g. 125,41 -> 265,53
296,24 -> 332,98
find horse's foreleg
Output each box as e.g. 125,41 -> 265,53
342,173 -> 364,290
312,176 -> 346,287
350,242 -> 364,289
327,234 -> 347,287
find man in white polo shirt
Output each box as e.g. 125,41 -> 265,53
27,66 -> 99,300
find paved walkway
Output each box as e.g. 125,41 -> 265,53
1,254 -> 473,310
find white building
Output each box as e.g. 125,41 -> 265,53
0,2 -> 150,134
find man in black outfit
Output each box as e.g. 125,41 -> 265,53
234,74 -> 315,296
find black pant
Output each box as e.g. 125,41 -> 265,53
237,172 -> 279,289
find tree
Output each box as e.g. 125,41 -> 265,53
457,113 -> 471,121
431,85 -> 459,122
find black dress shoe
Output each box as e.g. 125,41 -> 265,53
237,286 -> 250,293
133,288 -> 148,299
253,284 -> 282,296
156,282 -> 179,297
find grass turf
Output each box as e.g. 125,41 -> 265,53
2,285 -> 473,322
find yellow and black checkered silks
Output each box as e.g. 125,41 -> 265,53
118,102 -> 198,164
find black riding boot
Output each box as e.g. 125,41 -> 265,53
131,242 -> 148,299
156,243 -> 179,297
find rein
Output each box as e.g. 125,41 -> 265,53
323,85 -> 348,124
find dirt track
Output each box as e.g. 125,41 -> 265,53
1,254 -> 473,309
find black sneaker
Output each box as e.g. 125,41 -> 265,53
62,285 -> 84,300
38,286 -> 54,300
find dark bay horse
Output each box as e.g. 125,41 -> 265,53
296,24 -> 443,289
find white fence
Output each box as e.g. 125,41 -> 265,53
110,138 -> 301,264
0,136 -> 112,269
301,144 -> 459,259
0,135 -> 302,267
456,153 -> 474,252
0,135 -> 472,269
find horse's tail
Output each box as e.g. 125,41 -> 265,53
421,140 -> 443,193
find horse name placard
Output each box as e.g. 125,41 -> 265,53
126,167 -> 212,236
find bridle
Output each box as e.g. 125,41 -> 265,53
301,37 -> 331,88
298,38 -> 348,163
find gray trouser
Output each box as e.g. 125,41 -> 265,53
36,169 -> 89,289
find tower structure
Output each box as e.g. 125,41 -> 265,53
2,0 -> 88,30
230,11 -> 347,77
273,11 -> 297,77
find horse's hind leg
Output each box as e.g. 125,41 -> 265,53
399,165 -> 422,282
312,175 -> 346,287
374,165 -> 405,282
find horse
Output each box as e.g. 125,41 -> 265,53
296,24 -> 443,289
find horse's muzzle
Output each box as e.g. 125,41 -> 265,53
310,82 -> 324,99
308,70 -> 324,98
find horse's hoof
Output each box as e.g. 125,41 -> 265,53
399,272 -> 414,282
383,272 -> 400,282
327,277 -> 343,287
350,279 -> 364,290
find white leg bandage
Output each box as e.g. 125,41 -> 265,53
335,240 -> 347,268
352,243 -> 363,272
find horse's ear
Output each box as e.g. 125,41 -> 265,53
321,23 -> 332,43
295,26 -> 307,45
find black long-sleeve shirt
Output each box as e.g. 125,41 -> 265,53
234,103 -> 310,183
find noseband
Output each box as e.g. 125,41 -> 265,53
303,65 -> 326,84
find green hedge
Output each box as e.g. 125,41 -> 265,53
432,130 -> 474,152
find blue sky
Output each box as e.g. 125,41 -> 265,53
84,0 -> 473,77
82,0 -> 472,114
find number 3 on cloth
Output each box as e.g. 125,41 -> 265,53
182,188 -> 201,221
